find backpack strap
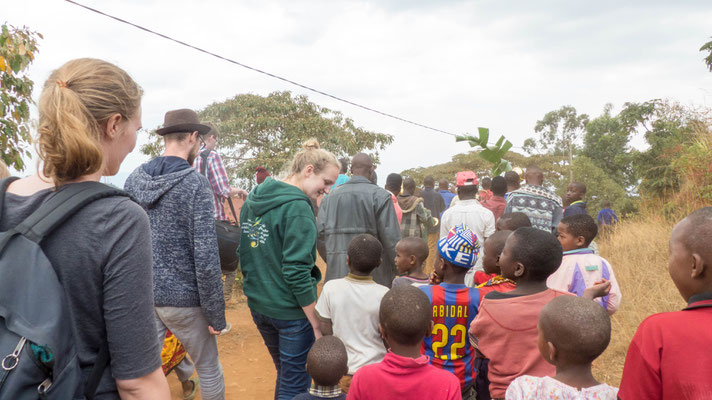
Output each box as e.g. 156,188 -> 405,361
84,344 -> 110,400
199,149 -> 211,176
13,181 -> 128,243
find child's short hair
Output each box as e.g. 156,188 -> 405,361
540,296 -> 611,364
306,336 -> 348,386
498,212 -> 532,231
398,237 -> 429,264
385,173 -> 403,192
379,285 -> 431,346
486,230 -> 513,257
347,234 -> 383,274
509,227 -> 562,281
570,181 -> 587,194
561,214 -> 598,247
402,177 -> 416,193
491,176 -> 507,196
682,207 -> 712,260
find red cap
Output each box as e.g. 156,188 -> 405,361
456,171 -> 478,187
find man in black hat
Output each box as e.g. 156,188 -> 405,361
124,109 -> 226,400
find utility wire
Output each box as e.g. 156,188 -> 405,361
64,0 -> 465,138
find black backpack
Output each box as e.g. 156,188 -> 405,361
0,178 -> 128,399
199,149 -> 241,272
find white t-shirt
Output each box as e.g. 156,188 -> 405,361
506,375 -> 618,400
315,275 -> 389,374
439,198 -> 496,272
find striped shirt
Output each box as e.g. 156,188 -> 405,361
193,147 -> 232,220
420,283 -> 482,391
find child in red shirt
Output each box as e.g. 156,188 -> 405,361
618,207 -> 712,400
477,230 -> 516,295
347,285 -> 461,400
469,228 -> 609,399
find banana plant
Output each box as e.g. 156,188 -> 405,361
455,127 -> 513,176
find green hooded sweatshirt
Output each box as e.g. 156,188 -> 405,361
239,177 -> 321,320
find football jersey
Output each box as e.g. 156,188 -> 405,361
420,283 -> 482,390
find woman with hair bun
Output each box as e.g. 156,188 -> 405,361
239,138 -> 340,399
0,59 -> 169,399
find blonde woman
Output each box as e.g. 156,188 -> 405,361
0,59 -> 169,399
239,139 -> 340,399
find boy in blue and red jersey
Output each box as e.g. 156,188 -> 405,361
421,224 -> 483,400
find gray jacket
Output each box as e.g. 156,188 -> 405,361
317,176 -> 401,287
124,156 -> 226,330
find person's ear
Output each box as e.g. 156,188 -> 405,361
691,253 -> 706,279
514,261 -> 525,278
409,254 -> 417,265
495,255 -> 500,267
346,256 -> 351,268
575,235 -> 586,247
425,320 -> 434,338
304,164 -> 315,177
547,341 -> 557,362
103,113 -> 124,140
378,257 -> 383,266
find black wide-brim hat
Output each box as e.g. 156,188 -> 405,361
156,108 -> 211,136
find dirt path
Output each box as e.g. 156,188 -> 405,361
167,296 -> 276,399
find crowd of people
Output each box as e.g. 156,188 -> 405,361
1,57 -> 711,400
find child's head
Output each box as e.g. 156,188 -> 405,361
385,173 -> 403,196
482,230 -> 513,275
491,176 -> 507,197
394,237 -> 429,275
438,178 -> 449,190
558,214 -> 597,251
496,212 -> 532,231
538,296 -> 611,367
306,336 -> 349,386
565,182 -> 587,203
668,207 -> 712,302
434,224 -> 481,281
379,285 -> 433,349
402,177 -> 416,195
481,177 -> 492,190
602,200 -> 612,208
424,176 -> 435,188
347,234 -> 383,275
499,227 -> 562,283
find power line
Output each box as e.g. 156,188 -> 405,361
64,0 -> 465,138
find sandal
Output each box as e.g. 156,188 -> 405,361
183,377 -> 199,400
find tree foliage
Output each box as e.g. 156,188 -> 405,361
0,24 -> 41,171
141,91 -> 393,187
701,37 -> 712,72
455,127 -> 513,176
582,103 -> 635,188
524,106 -> 589,182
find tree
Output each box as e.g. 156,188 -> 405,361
582,103 -> 635,188
455,127 -> 513,176
0,24 -> 41,171
141,91 -> 393,187
701,37 -> 712,72
524,106 -> 589,182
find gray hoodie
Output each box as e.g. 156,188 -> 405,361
124,156 -> 226,330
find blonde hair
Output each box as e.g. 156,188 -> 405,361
0,160 -> 9,180
289,138 -> 341,176
37,58 -> 143,186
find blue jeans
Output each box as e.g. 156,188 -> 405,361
250,310 -> 315,400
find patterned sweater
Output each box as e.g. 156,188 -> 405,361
124,156 -> 226,330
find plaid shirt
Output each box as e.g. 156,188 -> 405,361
193,147 -> 232,220
400,201 -> 433,239
308,383 -> 344,398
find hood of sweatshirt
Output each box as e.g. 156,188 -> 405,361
244,177 -> 312,217
128,157 -> 196,208
397,194 -> 422,213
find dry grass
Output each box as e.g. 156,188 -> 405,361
592,216 -> 686,386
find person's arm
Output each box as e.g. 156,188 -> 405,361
375,192 -> 402,276
483,209 -> 495,241
193,179 -> 227,331
282,210 -> 321,336
314,286 -> 332,337
551,202 -> 563,234
116,367 -> 170,400
208,152 -> 233,198
317,315 -> 333,336
316,197 -> 328,261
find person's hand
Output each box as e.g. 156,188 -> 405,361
429,271 -> 442,285
583,279 -> 612,300
230,188 -> 248,199
208,326 -> 221,336
209,323 -> 232,336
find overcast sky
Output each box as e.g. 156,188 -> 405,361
4,0 -> 712,186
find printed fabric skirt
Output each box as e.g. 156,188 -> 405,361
161,329 -> 187,375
